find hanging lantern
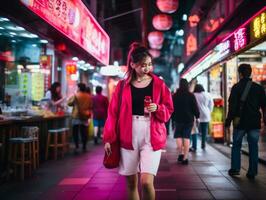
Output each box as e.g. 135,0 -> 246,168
148,31 -> 164,45
149,43 -> 163,50
156,0 -> 179,14
149,49 -> 161,58
152,14 -> 173,31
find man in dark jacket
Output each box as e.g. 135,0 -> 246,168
225,63 -> 266,179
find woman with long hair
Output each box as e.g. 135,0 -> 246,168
172,78 -> 200,164
103,42 -> 173,200
46,82 -> 65,113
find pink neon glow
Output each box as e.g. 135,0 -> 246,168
20,0 -> 110,65
233,28 -> 247,51
181,50 -> 212,77
182,6 -> 266,77
222,6 -> 266,43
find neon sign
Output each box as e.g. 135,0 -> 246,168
251,11 -> 266,40
66,61 -> 77,75
186,33 -> 197,56
215,40 -> 230,58
182,7 -> 266,81
21,0 -> 110,65
233,28 -> 247,51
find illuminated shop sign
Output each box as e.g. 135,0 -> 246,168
215,40 -> 230,59
21,0 -> 110,65
233,28 -> 247,51
186,33 -> 197,56
66,61 -> 77,75
182,7 -> 266,81
251,11 -> 266,40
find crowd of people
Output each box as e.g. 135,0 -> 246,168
102,43 -> 266,200
44,81 -> 109,153
43,42 -> 265,200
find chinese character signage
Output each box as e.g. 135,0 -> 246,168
19,72 -> 31,97
233,28 -> 247,51
251,10 -> 266,41
40,55 -> 52,92
32,72 -> 44,101
66,61 -> 77,75
21,0 -> 110,65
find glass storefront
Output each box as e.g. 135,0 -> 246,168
223,41 -> 266,157
0,17 -> 53,107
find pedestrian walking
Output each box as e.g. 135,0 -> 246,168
226,63 -> 266,179
68,83 -> 93,153
92,86 -> 109,144
103,42 -> 173,200
172,78 -> 200,164
194,84 -> 214,150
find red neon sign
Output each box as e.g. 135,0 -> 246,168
233,28 -> 247,51
21,0 -> 110,65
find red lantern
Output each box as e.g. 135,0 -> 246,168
149,49 -> 161,58
152,14 -> 173,31
148,31 -> 164,45
156,0 -> 179,14
149,43 -> 163,50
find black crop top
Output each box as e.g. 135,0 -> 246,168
131,80 -> 153,115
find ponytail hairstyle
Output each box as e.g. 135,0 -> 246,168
126,42 -> 152,82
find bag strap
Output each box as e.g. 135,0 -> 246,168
240,81 -> 252,102
239,81 -> 252,115
116,80 -> 125,137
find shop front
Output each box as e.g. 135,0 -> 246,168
0,17 -> 54,105
0,0 -> 110,108
0,0 -> 110,178
182,6 -> 266,160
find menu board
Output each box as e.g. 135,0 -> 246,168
19,72 -> 31,98
31,72 -> 44,101
209,65 -> 222,98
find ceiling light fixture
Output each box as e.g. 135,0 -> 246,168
20,33 -> 38,38
182,14 -> 187,21
0,17 -> 9,21
6,26 -> 25,31
40,39 -> 48,43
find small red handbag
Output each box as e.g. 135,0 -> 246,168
103,139 -> 120,169
103,81 -> 125,169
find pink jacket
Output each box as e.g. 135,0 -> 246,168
103,74 -> 174,151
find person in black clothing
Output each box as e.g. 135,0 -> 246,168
225,63 -> 266,179
172,78 -> 200,164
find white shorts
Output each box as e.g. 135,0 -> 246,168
118,115 -> 162,176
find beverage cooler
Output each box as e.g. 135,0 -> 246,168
210,98 -> 224,142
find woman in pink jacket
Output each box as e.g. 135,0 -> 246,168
104,42 -> 173,200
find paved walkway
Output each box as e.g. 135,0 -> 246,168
1,138 -> 266,200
